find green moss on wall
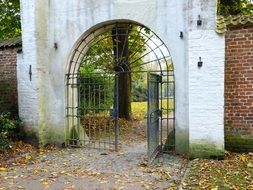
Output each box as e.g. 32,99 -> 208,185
190,143 -> 224,159
39,125 -> 64,146
175,129 -> 189,154
225,134 -> 253,152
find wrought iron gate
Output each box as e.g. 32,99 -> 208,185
66,22 -> 175,155
147,72 -> 162,164
147,71 -> 175,164
66,72 -> 119,150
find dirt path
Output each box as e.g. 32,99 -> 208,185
0,122 -> 188,190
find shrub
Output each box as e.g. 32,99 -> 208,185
132,78 -> 147,102
79,64 -> 114,115
0,132 -> 9,151
0,112 -> 21,151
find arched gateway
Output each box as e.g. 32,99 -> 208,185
18,0 -> 225,159
66,21 -> 175,163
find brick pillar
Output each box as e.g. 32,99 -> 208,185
0,47 -> 19,115
225,26 -> 253,152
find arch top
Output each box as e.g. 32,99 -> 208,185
67,20 -> 174,77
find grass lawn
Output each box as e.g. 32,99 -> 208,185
131,100 -> 174,120
183,152 -> 253,190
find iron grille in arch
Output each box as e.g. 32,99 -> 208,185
66,21 -> 175,154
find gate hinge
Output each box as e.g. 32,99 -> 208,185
71,84 -> 77,88
157,109 -> 162,117
158,75 -> 162,83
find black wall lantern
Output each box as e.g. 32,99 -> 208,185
54,42 -> 58,50
198,57 -> 203,68
180,31 -> 183,39
197,15 -> 202,26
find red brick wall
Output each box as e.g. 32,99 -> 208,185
225,25 -> 253,152
0,47 -> 19,115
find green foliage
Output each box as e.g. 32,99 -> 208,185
78,26 -> 150,116
79,64 -> 114,115
81,25 -> 148,74
218,0 -> 253,16
0,112 -> 21,151
132,77 -> 147,102
0,0 -> 21,40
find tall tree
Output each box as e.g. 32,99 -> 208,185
218,0 -> 253,16
80,25 -> 147,120
112,25 -> 132,120
0,0 -> 21,40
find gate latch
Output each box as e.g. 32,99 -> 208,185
110,109 -> 118,117
157,109 -> 162,117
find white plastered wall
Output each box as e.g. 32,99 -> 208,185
187,0 -> 225,157
17,0 -> 39,143
18,0 -> 225,156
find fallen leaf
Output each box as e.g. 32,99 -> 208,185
247,163 -> 253,168
239,155 -> 247,162
0,167 -> 7,171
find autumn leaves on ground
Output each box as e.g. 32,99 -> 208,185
0,102 -> 252,190
0,143 -> 253,189
0,137 -> 187,190
183,152 -> 253,190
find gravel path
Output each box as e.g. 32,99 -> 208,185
0,122 -> 188,190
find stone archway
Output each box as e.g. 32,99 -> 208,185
18,0 -> 224,158
65,21 -> 175,162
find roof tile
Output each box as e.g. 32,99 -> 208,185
0,37 -> 22,48
216,14 -> 253,34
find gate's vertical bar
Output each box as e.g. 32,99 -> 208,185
105,76 -> 110,148
66,74 -> 70,146
166,72 -> 169,145
147,72 -> 150,162
71,73 -> 75,142
172,71 -> 176,147
103,75 -> 106,149
160,74 -> 163,157
114,24 -> 119,151
98,83 -> 101,149
83,77 -> 86,143
160,74 -> 162,148
93,81 -> 96,148
114,73 -> 119,151
88,78 -> 91,148
77,75 -> 81,146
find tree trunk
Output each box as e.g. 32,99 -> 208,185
112,25 -> 132,120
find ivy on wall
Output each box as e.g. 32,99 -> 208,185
218,0 -> 253,16
0,0 -> 21,40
